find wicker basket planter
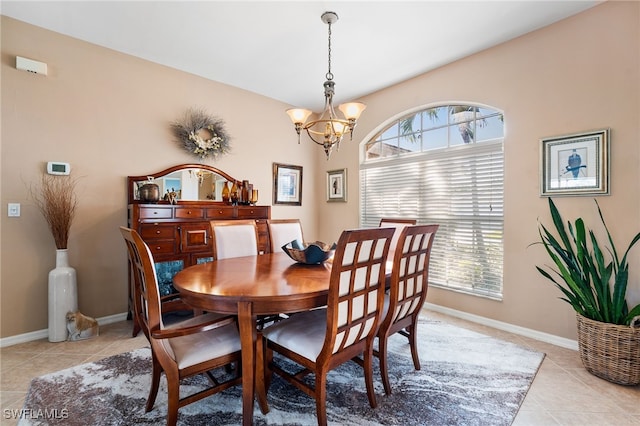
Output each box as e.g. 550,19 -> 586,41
576,313 -> 640,386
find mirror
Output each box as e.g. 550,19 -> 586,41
127,164 -> 238,204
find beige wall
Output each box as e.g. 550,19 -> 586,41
316,0 -> 640,340
2,1 -> 639,341
0,16 -> 321,337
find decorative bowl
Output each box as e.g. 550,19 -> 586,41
282,240 -> 337,264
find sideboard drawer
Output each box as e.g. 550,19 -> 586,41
237,206 -> 270,219
206,206 -> 237,219
175,207 -> 205,219
139,224 -> 175,240
147,240 -> 175,255
139,207 -> 173,219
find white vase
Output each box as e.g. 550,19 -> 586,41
48,249 -> 78,342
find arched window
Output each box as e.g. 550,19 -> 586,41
360,104 -> 504,299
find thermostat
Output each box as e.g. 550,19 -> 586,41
46,161 -> 71,175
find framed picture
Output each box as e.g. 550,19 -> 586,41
273,163 -> 302,205
326,168 -> 347,202
540,129 -> 609,196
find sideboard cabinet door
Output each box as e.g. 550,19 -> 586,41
180,223 -> 213,253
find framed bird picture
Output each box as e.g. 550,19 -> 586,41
540,129 -> 609,196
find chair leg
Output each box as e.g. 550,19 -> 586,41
378,335 -> 392,395
264,345 -> 273,391
255,334 -> 270,415
146,354 -> 162,412
132,319 -> 141,337
363,348 -> 378,408
407,322 -> 421,370
165,372 -> 180,426
315,370 -> 328,426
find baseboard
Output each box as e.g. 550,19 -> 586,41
425,303 -> 579,351
1,307 -> 578,351
0,312 -> 129,348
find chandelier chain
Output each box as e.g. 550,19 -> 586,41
326,21 -> 333,81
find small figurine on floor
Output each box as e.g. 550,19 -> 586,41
66,311 -> 99,341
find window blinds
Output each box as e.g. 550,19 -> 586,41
361,140 -> 504,299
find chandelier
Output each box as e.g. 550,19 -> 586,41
286,11 -> 366,159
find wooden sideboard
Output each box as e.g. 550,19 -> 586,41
128,203 -> 271,269
126,164 -> 271,336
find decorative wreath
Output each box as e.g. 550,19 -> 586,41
171,108 -> 231,160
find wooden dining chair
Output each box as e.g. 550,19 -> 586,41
210,219 -> 259,259
262,227 -> 395,426
379,217 -> 417,258
376,224 -> 438,395
267,219 -> 304,253
120,227 -> 242,426
211,219 -> 282,327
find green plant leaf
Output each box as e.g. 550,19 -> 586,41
625,304 -> 640,325
534,198 -> 640,325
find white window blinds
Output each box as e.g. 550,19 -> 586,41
361,140 -> 504,299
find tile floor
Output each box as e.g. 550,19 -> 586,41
1,311 -> 638,425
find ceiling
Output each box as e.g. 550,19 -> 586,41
2,1 -> 601,111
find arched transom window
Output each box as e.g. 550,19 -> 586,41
360,104 -> 504,299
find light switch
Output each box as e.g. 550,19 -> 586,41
8,203 -> 20,217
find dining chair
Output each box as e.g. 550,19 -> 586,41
379,217 -> 417,259
376,224 -> 438,395
262,227 -> 395,426
210,219 -> 259,259
211,219 -> 282,328
120,226 -> 242,426
267,219 -> 304,253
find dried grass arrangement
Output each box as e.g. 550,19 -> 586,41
32,174 -> 79,249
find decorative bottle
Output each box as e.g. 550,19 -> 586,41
241,180 -> 250,205
222,181 -> 230,205
230,181 -> 239,206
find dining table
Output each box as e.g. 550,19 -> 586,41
172,252 -> 333,426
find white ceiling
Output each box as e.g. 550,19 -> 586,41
2,1 -> 601,111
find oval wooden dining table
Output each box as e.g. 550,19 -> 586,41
172,252 -> 333,426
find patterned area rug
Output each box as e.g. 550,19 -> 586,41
19,318 -> 544,425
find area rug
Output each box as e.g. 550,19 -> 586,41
19,318 -> 544,425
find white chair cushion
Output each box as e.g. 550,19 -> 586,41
167,322 -> 241,370
262,308 -> 327,362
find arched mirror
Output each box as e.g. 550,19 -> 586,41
127,164 -> 239,204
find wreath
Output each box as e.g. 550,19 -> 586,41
171,108 -> 231,160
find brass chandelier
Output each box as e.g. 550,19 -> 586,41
286,11 -> 366,159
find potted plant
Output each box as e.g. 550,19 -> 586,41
535,198 -> 640,385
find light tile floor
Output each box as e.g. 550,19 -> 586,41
1,311 -> 638,425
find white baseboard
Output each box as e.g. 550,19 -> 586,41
1,306 -> 578,351
425,303 -> 579,351
0,312 -> 129,348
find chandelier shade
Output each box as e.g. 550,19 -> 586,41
287,11 -> 366,159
